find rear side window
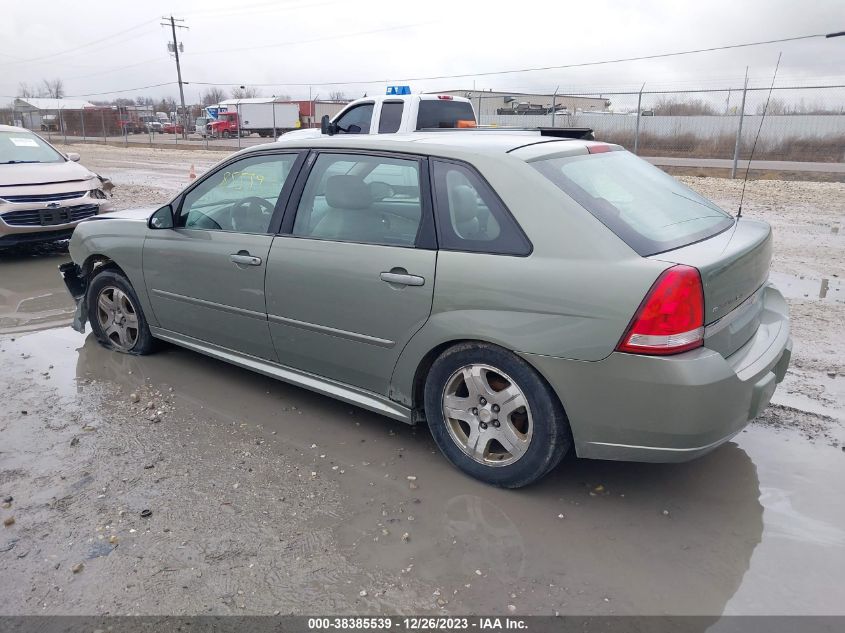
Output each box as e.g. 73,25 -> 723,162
416,100 -> 476,129
432,160 -> 531,256
378,101 -> 404,133
292,153 -> 422,247
531,151 -> 734,256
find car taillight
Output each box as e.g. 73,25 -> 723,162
456,120 -> 476,128
437,95 -> 454,100
617,265 -> 704,355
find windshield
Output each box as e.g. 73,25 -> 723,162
416,100 -> 476,129
531,150 -> 734,255
0,130 -> 65,164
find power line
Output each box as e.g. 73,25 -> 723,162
184,20 -> 437,56
62,57 -> 170,82
182,0 -> 341,20
0,19 -> 159,67
190,31 -> 839,87
63,82 -> 177,98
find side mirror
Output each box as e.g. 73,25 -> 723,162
67,152 -> 80,162
149,204 -> 175,229
320,114 -> 335,136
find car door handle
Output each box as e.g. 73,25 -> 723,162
230,253 -> 262,266
380,272 -> 425,286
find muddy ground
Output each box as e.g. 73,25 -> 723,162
1,145 -> 844,617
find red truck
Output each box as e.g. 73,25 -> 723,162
207,102 -> 301,138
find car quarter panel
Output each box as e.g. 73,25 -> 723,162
389,154 -> 670,407
522,285 -> 791,460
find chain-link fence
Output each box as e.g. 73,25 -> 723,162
0,101 -> 238,150
3,84 -> 844,163
479,84 -> 845,164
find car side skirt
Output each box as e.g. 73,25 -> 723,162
149,327 -> 413,424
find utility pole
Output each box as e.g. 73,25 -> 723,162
162,16 -> 188,139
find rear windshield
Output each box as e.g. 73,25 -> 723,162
0,130 -> 64,165
532,151 -> 734,256
416,100 -> 476,130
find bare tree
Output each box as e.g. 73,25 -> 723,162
328,90 -> 347,102
201,87 -> 228,105
156,97 -> 177,114
652,96 -> 716,116
41,78 -> 65,99
17,82 -> 37,98
231,85 -> 260,99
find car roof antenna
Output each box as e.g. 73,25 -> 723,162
737,52 -> 782,219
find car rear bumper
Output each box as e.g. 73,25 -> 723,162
521,284 -> 791,462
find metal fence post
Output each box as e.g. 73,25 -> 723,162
272,98 -> 277,139
731,68 -> 749,179
101,109 -> 107,144
550,86 -> 558,127
81,109 -> 86,142
477,92 -> 482,125
61,108 -> 67,145
633,83 -> 645,155
237,102 -> 241,149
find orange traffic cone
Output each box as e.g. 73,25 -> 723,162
188,164 -> 197,180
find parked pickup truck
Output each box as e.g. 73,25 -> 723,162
283,92 -> 594,142
284,93 -> 478,139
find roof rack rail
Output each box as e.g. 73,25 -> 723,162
417,126 -> 594,140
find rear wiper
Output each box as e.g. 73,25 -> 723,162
1,160 -> 40,164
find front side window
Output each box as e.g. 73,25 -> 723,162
378,101 -> 404,133
0,130 -> 64,164
292,153 -> 422,246
531,150 -> 734,255
178,153 -> 297,233
432,160 -> 531,256
334,103 -> 374,134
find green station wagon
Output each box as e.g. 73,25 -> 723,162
60,132 -> 791,487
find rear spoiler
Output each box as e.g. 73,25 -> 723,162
535,127 -> 594,140
417,126 -> 595,140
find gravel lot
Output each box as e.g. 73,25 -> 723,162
1,145 -> 843,617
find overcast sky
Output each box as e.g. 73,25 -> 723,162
1,0 -> 842,104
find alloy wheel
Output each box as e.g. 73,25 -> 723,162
441,364 -> 533,467
96,286 -> 139,352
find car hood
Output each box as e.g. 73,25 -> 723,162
280,128 -> 322,141
0,160 -> 96,187
90,207 -> 156,221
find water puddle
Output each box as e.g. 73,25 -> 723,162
0,250 -> 75,334
769,272 -> 843,303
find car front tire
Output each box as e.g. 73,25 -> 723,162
424,343 -> 571,488
87,269 -> 157,355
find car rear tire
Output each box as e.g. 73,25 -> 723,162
87,269 -> 156,355
424,343 -> 571,488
